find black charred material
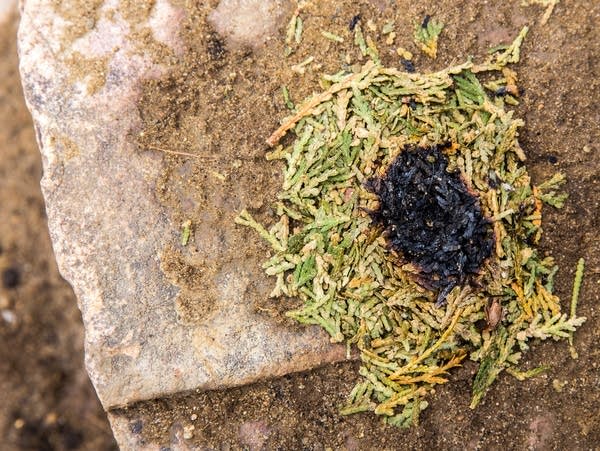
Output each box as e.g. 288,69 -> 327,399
349,14 -> 361,31
366,144 -> 493,305
493,86 -> 508,97
421,14 -> 431,28
487,170 -> 501,189
400,58 -> 416,73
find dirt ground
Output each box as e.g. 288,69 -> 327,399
0,14 -> 117,451
1,0 -> 599,449
122,0 -> 600,448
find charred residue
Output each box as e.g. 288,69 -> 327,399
367,144 -> 494,305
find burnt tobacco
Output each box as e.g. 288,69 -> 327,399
367,144 -> 494,305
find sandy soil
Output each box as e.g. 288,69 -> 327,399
120,0 -> 600,448
0,14 -> 116,451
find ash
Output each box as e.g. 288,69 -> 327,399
367,144 -> 493,305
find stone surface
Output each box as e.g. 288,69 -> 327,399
208,0 -> 293,48
18,0 -> 345,411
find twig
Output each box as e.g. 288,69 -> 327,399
570,258 -> 585,320
568,257 -> 585,352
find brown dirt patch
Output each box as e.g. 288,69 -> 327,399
117,0 -> 600,448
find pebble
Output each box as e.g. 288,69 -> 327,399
1,309 -> 16,325
183,424 -> 195,440
552,379 -> 567,392
44,412 -> 58,425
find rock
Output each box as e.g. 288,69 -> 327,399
209,0 -> 293,48
238,420 -> 272,450
18,0 -> 345,417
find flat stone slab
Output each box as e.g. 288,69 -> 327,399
18,0 -> 345,410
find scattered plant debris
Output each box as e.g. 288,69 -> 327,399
321,30 -> 345,43
291,55 -> 315,75
181,220 -> 192,246
236,24 -> 585,427
568,257 -> 585,357
414,15 -> 444,58
522,0 -> 560,25
285,2 -> 308,56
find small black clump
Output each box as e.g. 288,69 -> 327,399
367,144 -> 493,305
349,14 -> 361,31
421,14 -> 431,28
2,267 -> 20,289
130,420 -> 143,434
400,58 -> 416,73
